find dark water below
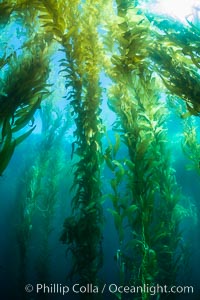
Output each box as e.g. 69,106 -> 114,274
0,129 -> 200,300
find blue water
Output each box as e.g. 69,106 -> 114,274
1,2 -> 200,300
1,123 -> 200,299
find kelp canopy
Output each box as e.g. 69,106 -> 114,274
0,0 -> 200,174
0,0 -> 200,299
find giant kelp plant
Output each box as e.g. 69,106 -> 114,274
0,0 -> 200,299
103,2 -> 186,299
16,95 -> 68,299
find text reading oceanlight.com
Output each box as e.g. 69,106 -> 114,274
25,283 -> 194,296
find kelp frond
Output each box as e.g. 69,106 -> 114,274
0,40 -> 51,175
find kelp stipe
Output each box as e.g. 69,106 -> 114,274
35,102 -> 68,284
104,1 -> 187,298
0,1 -> 200,299
16,99 -> 67,297
59,1 -> 107,294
